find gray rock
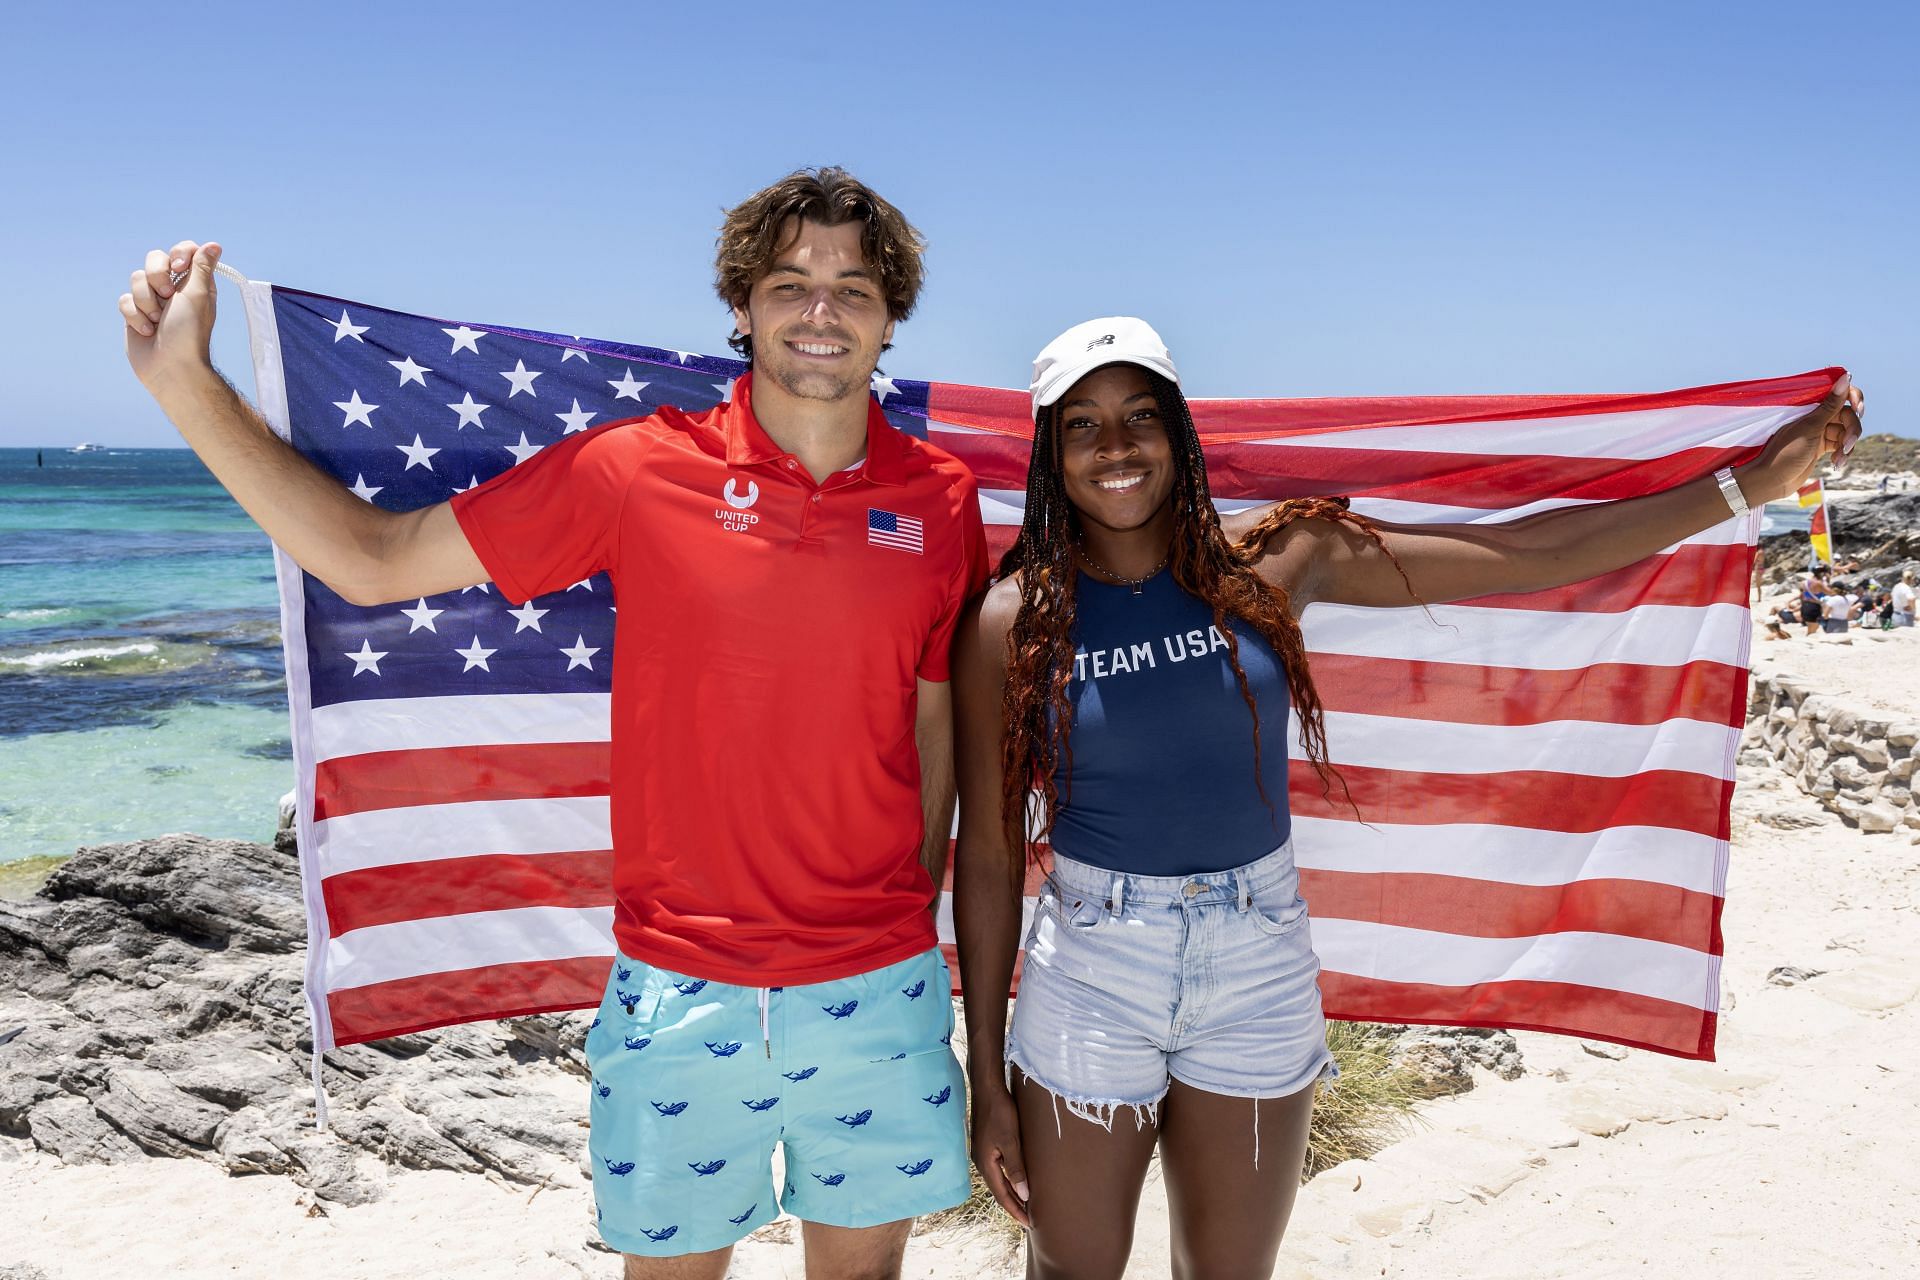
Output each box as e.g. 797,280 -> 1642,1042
1386,1026 -> 1525,1096
1829,755 -> 1880,790
1833,796 -> 1902,833
1751,808 -> 1829,831
1767,966 -> 1826,987
24,1095 -> 144,1165
1888,722 -> 1920,748
1849,740 -> 1892,769
0,835 -> 592,1205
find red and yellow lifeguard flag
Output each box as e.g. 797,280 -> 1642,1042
1798,479 -> 1831,565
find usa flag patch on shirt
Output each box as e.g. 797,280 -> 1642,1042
867,507 -> 924,554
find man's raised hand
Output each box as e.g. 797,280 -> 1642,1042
120,240 -> 222,392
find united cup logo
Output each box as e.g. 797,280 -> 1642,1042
716,478 -> 762,532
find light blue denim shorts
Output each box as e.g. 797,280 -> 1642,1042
1005,841 -> 1335,1131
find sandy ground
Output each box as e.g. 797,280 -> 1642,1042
5,623 -> 1917,1278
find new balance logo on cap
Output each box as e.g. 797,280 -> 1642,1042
1086,334 -> 1116,351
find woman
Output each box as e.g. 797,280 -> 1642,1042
951,317 -> 1861,1279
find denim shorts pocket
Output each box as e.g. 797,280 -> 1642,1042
1247,894 -> 1309,937
1046,887 -> 1111,931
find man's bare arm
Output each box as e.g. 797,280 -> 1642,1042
914,677 -> 956,913
121,240 -> 488,605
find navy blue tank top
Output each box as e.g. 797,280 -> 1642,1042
1048,569 -> 1291,875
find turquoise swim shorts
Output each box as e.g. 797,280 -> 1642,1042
583,946 -> 969,1256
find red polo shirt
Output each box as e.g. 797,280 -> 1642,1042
451,374 -> 988,985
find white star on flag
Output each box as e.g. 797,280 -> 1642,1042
507,602 -> 549,632
455,636 -> 497,672
500,359 -> 542,398
453,475 -> 481,494
348,474 -> 383,502
333,390 -> 378,428
400,599 -> 444,633
871,373 -> 899,403
443,325 -> 485,354
560,635 -> 600,671
446,393 -> 489,429
672,350 -> 696,364
389,356 -> 432,387
397,434 -> 441,470
344,639 -> 386,676
557,400 -> 597,434
608,368 -> 649,401
561,341 -> 591,363
506,433 -> 542,465
567,578 -> 594,592
459,582 -> 492,594
331,311 -> 370,343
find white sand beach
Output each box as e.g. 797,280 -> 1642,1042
5,618 -> 1916,1278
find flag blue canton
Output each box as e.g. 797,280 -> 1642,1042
272,288 -> 930,709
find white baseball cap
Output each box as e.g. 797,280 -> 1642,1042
1029,317 -> 1180,421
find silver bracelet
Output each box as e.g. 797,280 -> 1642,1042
1713,466 -> 1749,518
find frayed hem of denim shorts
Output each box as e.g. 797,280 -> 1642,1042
1003,1054 -> 1168,1137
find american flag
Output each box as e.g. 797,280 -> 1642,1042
867,507 -> 925,554
234,273 -> 1838,1064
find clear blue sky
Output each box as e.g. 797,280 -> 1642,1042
5,0 -> 1914,448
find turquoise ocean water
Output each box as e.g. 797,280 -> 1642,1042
0,447 -> 291,863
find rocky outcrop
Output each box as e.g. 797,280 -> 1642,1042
1385,1026 -> 1525,1096
0,835 -> 592,1204
1741,676 -> 1920,835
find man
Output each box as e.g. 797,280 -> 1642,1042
118,168 -> 987,1279
1892,570 -> 1915,627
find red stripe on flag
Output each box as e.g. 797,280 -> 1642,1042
323,849 -> 615,937
313,742 -> 612,820
1291,764 -> 1734,838
1455,542 -> 1753,613
328,955 -> 612,1047
1298,869 -> 1722,952
1306,653 -> 1747,728
924,368 -> 1840,441
1317,971 -> 1717,1059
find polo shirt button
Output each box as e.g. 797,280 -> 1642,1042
785,460 -> 797,470
812,495 -> 821,503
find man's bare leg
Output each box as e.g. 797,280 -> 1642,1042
623,1246 -> 732,1279
801,1216 -> 915,1280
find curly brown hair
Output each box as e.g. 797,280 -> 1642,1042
996,371 -> 1411,875
714,167 -> 927,361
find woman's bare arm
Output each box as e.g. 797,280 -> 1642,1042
1273,379 -> 1863,610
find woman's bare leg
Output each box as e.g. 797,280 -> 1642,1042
1156,1076 -> 1317,1280
1015,1073 -> 1161,1280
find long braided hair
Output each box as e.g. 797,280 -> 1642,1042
996,369 -> 1411,876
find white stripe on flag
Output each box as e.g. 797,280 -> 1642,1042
325,905 -> 616,991
1287,816 -> 1724,895
313,796 -> 612,877
311,692 -> 611,762
1310,918 -> 1716,1010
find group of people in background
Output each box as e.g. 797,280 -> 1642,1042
1769,565 -> 1917,639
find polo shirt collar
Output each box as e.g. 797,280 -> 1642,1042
724,371 -> 907,486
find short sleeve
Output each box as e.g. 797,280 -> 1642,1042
916,475 -> 990,682
451,419 -> 652,605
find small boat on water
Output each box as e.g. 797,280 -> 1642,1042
69,442 -> 104,453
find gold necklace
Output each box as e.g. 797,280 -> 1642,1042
1078,541 -> 1170,595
